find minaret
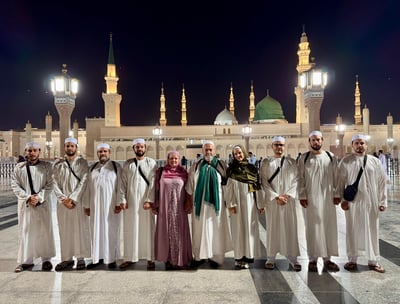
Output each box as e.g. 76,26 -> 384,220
25,120 -> 32,143
45,112 -> 52,157
159,82 -> 167,127
354,75 -> 362,125
102,33 -> 122,127
294,29 -> 315,124
249,81 -> 255,123
73,119 -> 79,140
180,84 -> 187,126
363,105 -> 370,135
229,83 -> 235,116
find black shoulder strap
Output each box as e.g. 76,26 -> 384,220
325,151 -> 333,162
353,155 -> 368,187
65,159 -> 81,182
304,151 -> 311,164
90,162 -> 99,172
268,156 -> 285,184
111,160 -> 118,174
134,158 -> 150,186
26,163 -> 37,194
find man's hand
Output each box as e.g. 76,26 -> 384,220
28,194 -> 40,207
120,203 -> 128,210
62,198 -> 76,209
341,201 -> 349,211
333,197 -> 341,205
84,208 -> 90,216
228,207 -> 237,214
379,206 -> 386,212
143,202 -> 152,210
114,205 -> 122,214
300,199 -> 308,208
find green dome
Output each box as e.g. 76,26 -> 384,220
253,93 -> 285,121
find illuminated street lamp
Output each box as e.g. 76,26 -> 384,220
45,141 -> 53,159
50,64 -> 78,157
335,124 -> 346,159
152,125 -> 162,159
242,124 -> 252,152
299,68 -> 328,133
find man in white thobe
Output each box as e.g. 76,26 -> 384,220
84,143 -> 122,269
53,137 -> 90,271
118,138 -> 157,270
185,141 -> 232,268
338,134 -> 387,273
297,131 -> 341,272
11,142 -> 55,272
261,136 -> 301,271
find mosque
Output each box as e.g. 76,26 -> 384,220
0,31 -> 398,163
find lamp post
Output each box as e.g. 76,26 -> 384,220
45,141 -> 53,159
299,68 -> 328,133
242,124 -> 252,152
50,64 -> 78,157
335,124 -> 346,159
152,126 -> 162,160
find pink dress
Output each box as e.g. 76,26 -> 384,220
154,166 -> 192,267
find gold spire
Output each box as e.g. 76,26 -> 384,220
159,82 -> 167,127
229,83 -> 235,116
180,84 -> 187,127
354,74 -> 362,125
249,80 -> 255,123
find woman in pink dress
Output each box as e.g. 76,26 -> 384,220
153,151 -> 192,270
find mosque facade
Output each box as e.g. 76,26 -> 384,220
0,31 -> 398,162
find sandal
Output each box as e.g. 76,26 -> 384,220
55,260 -> 74,271
344,262 -> 358,271
291,263 -> 302,272
264,262 -> 275,270
308,261 -> 318,272
76,260 -> 86,270
368,264 -> 385,273
42,261 -> 53,271
14,263 -> 34,273
324,260 -> 339,272
119,261 -> 135,270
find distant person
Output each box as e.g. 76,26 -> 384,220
84,143 -> 122,269
181,155 -> 187,169
186,141 -> 232,268
12,142 -> 55,272
261,136 -> 301,271
338,135 -> 387,273
225,144 -> 262,269
119,138 -> 157,270
297,131 -> 341,272
153,151 -> 192,270
53,137 -> 90,271
248,152 -> 257,165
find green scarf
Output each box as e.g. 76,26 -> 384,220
227,159 -> 261,192
194,157 -> 220,217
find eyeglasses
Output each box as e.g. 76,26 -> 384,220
273,144 -> 285,147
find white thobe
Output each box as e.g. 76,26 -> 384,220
225,178 -> 261,260
53,156 -> 90,261
186,160 -> 232,264
261,156 -> 300,259
120,157 -> 157,262
84,160 -> 122,264
11,161 -> 56,263
297,151 -> 339,258
337,154 -> 387,262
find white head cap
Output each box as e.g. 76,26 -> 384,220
272,136 -> 285,143
97,143 -> 111,151
24,142 -> 40,150
202,140 -> 214,147
64,137 -> 78,145
133,138 -> 145,145
352,134 -> 368,141
309,130 -> 323,138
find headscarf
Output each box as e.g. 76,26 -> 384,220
162,151 -> 188,181
227,144 -> 260,192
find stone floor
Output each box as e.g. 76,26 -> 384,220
0,177 -> 399,304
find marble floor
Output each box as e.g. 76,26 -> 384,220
0,177 -> 399,304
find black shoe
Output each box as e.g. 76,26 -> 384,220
190,259 -> 205,269
55,260 -> 74,271
108,262 -> 117,269
208,259 -> 220,269
42,261 -> 53,271
87,260 -> 103,270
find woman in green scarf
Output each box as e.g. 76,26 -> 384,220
225,144 -> 263,269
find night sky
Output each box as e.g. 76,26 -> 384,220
1,1 -> 399,131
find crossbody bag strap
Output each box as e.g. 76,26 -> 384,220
65,159 -> 81,182
26,163 -> 37,194
267,156 -> 285,184
353,155 -> 367,187
134,158 -> 150,186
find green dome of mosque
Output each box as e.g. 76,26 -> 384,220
253,93 -> 285,121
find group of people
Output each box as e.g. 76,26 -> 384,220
11,130 -> 387,274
